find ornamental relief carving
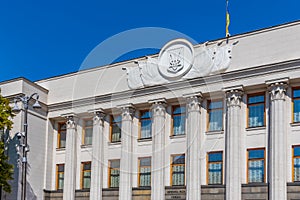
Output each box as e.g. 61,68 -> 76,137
226,90 -> 243,107
186,95 -> 202,112
269,82 -> 287,101
151,102 -> 166,117
121,106 -> 135,121
93,111 -> 106,126
66,116 -> 77,129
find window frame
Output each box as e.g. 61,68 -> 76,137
57,122 -> 66,149
206,151 -> 223,185
81,161 -> 92,189
170,154 -> 185,186
110,115 -> 122,143
206,99 -> 224,132
292,88 -> 300,123
171,105 -> 186,136
247,93 -> 266,128
292,145 -> 300,182
247,148 -> 266,183
139,110 -> 152,139
138,157 -> 151,187
82,119 -> 93,146
56,164 -> 64,190
108,159 -> 120,188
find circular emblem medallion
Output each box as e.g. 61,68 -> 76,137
158,38 -> 194,79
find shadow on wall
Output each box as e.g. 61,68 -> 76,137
1,132 -> 37,200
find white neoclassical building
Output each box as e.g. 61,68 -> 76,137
1,21 -> 300,200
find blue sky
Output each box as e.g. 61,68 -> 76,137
0,0 -> 299,82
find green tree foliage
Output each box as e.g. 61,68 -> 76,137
0,92 -> 14,193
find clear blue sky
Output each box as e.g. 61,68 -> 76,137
0,0 -> 299,82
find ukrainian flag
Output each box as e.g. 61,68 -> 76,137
226,0 -> 230,37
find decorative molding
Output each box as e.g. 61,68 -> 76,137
93,109 -> 106,126
149,98 -> 167,117
267,79 -> 288,101
225,87 -> 244,107
184,93 -> 203,112
118,104 -> 135,121
61,113 -> 77,129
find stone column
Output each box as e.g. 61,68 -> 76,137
89,109 -> 106,200
267,80 -> 288,200
62,114 -> 77,200
119,104 -> 135,200
185,94 -> 202,200
149,98 -> 167,200
225,87 -> 243,200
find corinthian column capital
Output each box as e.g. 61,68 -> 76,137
149,98 -> 167,117
267,79 -> 288,101
94,109 -> 106,126
184,93 -> 203,112
118,104 -> 135,121
225,86 -> 244,107
61,113 -> 78,129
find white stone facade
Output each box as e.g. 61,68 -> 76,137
1,21 -> 300,200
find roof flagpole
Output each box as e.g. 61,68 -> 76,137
226,0 -> 230,43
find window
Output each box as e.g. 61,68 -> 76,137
57,123 -> 66,148
247,94 -> 265,127
83,119 -> 93,145
56,164 -> 64,190
293,89 -> 300,123
207,100 -> 223,131
207,151 -> 223,185
110,115 -> 121,142
140,111 -> 152,139
172,106 -> 186,136
247,148 -> 265,183
81,162 -> 91,189
171,154 -> 185,186
109,160 -> 120,188
293,146 -> 300,182
138,157 -> 151,187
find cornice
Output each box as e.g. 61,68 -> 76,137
47,59 -> 300,112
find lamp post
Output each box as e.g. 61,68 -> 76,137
12,93 -> 41,200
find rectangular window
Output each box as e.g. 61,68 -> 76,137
293,146 -> 300,182
57,123 -> 66,148
140,111 -> 152,139
171,154 -> 185,186
83,119 -> 93,145
207,151 -> 223,185
293,89 -> 300,123
172,106 -> 186,136
247,94 -> 265,127
109,160 -> 120,188
56,164 -> 64,190
247,148 -> 265,183
138,157 -> 151,187
110,115 -> 121,143
81,162 -> 91,189
207,100 -> 223,131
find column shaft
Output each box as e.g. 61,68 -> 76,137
90,111 -> 105,200
119,106 -> 135,200
63,116 -> 77,200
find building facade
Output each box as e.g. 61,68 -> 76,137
1,21 -> 300,200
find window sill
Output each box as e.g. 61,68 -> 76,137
81,144 -> 92,148
138,138 -> 152,142
108,141 -> 121,146
205,130 -> 224,135
56,147 -> 65,151
245,126 -> 266,131
290,122 -> 300,127
170,134 -> 186,139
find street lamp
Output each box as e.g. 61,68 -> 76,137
12,93 -> 41,200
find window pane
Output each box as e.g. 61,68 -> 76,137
249,149 -> 264,159
248,104 -> 264,127
139,158 -> 151,187
172,165 -> 185,186
141,119 -> 152,138
173,115 -> 185,135
209,101 -> 223,109
140,157 -> 151,167
294,146 -> 300,157
58,173 -> 64,189
294,99 -> 300,122
141,111 -> 151,119
84,127 -> 93,145
83,171 -> 91,189
85,120 -> 93,127
294,157 -> 300,181
248,160 -> 264,183
248,95 -> 264,104
294,89 -> 300,98
110,160 -> 120,188
208,163 -> 222,184
173,106 -> 185,115
208,152 -> 223,162
111,123 -> 121,142
173,155 -> 185,164
60,131 -> 66,148
208,109 -> 223,131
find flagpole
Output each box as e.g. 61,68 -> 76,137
226,0 -> 230,43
